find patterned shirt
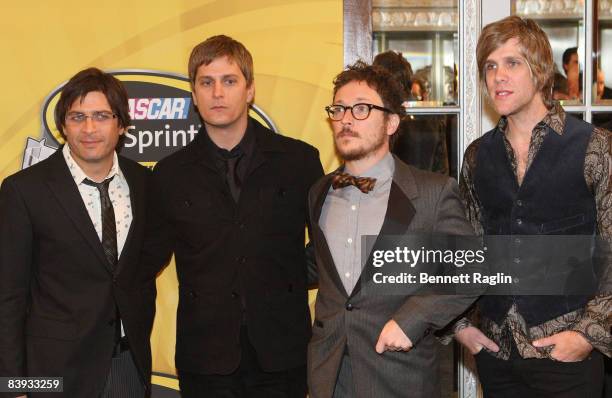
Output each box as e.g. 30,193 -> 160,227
457,103 -> 611,359
62,145 -> 132,255
320,153 -> 394,294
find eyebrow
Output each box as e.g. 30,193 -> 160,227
67,109 -> 113,114
335,97 -> 374,104
485,55 -> 525,64
198,74 -> 240,80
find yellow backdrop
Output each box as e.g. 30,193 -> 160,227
1,0 -> 342,391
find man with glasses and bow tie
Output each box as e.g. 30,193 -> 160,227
0,68 -> 152,397
307,61 -> 478,398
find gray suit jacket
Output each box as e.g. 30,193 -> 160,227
307,156 -> 478,398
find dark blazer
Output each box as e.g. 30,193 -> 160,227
141,118 -> 324,375
0,150 -> 152,398
307,156 -> 479,398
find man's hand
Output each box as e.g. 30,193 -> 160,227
532,331 -> 593,362
375,319 -> 412,354
455,326 -> 500,355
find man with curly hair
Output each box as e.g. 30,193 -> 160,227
307,61 -> 478,397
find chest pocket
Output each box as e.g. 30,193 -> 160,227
259,184 -> 305,235
260,185 -> 301,206
539,213 -> 587,234
170,192 -> 221,248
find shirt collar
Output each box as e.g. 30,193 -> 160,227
62,144 -> 122,185
345,152 -> 395,193
200,117 -> 256,159
496,102 -> 566,136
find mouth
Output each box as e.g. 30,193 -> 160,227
210,105 -> 227,111
80,139 -> 103,147
495,90 -> 513,98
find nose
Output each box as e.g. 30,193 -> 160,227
83,116 -> 96,133
493,66 -> 509,83
213,82 -> 224,98
340,108 -> 355,125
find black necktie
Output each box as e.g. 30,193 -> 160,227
331,172 -> 377,193
223,149 -> 244,203
83,176 -> 118,269
83,176 -> 123,347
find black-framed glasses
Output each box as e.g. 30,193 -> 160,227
65,111 -> 117,124
325,103 -> 391,121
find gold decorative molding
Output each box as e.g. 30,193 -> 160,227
372,8 -> 458,31
513,0 -> 584,19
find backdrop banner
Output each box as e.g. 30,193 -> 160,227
2,1 -> 342,394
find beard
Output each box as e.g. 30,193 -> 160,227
334,125 -> 387,162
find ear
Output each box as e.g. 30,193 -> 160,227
385,113 -> 401,136
247,81 -> 255,104
191,90 -> 198,107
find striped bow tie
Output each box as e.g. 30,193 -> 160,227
331,172 -> 377,193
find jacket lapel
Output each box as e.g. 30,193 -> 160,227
188,132 -> 236,222
311,173 -> 350,297
115,158 -> 144,275
44,151 -> 114,274
241,120 -> 288,219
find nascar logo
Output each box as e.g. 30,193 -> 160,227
129,97 -> 191,120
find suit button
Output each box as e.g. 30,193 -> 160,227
516,218 -> 523,225
188,291 -> 197,298
231,292 -> 239,299
239,223 -> 246,230
345,303 -> 353,311
516,200 -> 523,207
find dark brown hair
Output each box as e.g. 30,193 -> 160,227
333,61 -> 404,115
54,67 -> 130,136
373,51 -> 413,99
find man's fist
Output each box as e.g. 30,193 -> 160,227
375,319 -> 413,354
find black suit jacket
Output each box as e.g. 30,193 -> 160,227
142,118 -> 323,374
0,150 -> 152,398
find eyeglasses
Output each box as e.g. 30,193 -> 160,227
325,103 -> 391,121
65,111 -> 117,125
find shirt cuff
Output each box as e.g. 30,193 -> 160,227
568,315 -> 612,358
436,317 -> 473,345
